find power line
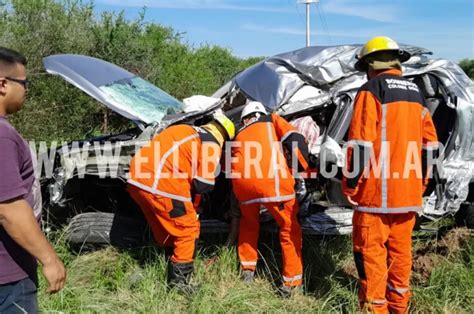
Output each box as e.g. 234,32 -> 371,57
318,0 -> 332,45
289,0 -> 306,29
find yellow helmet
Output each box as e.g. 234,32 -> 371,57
213,114 -> 235,140
355,36 -> 411,72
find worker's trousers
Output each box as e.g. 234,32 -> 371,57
128,185 -> 200,263
352,210 -> 416,314
238,198 -> 303,287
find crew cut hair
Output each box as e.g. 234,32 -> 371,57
0,47 -> 27,67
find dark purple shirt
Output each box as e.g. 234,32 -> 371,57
0,116 -> 37,285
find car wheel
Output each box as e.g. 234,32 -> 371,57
455,203 -> 474,229
66,212 -> 150,251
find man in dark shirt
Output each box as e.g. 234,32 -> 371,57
0,47 -> 66,313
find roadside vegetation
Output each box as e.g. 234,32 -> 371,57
1,0 -> 472,142
39,227 -> 473,313
0,0 -> 263,142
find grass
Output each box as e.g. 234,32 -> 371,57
38,228 -> 473,313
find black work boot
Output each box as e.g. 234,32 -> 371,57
277,285 -> 303,298
240,270 -> 255,284
167,261 -> 197,296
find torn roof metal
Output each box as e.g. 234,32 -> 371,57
233,44 -> 433,110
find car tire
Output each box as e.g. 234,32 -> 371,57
66,212 -> 150,251
455,203 -> 474,230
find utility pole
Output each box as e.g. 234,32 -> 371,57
297,0 -> 319,47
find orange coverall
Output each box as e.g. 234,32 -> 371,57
343,69 -> 439,313
231,113 -> 310,287
128,124 -> 221,263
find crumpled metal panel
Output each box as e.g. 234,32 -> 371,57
449,97 -> 474,161
424,97 -> 474,217
423,161 -> 473,217
234,44 -> 431,110
235,61 -> 304,110
271,45 -> 360,85
404,59 -> 474,103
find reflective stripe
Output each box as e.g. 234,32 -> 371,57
128,179 -> 192,203
194,176 -> 214,186
356,206 -> 421,214
368,299 -> 387,305
283,274 -> 303,282
387,283 -> 409,295
152,134 -> 199,190
240,261 -> 257,266
347,140 -> 373,147
422,143 -> 440,150
421,107 -> 429,119
241,194 -> 295,205
280,130 -> 298,143
266,122 -> 280,198
381,104 -> 388,209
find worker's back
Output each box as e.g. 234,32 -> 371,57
129,124 -> 219,202
347,69 -> 438,212
231,114 -> 296,205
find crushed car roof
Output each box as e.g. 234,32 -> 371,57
233,44 -> 434,110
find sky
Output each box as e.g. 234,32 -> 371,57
95,0 -> 473,61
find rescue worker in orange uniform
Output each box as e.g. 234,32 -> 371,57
127,114 -> 235,293
230,101 -> 311,296
343,37 -> 439,313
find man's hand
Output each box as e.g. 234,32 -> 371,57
42,256 -> 66,293
347,196 -> 358,207
0,198 -> 67,293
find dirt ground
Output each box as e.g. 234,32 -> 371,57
341,227 -> 473,284
412,228 -> 472,284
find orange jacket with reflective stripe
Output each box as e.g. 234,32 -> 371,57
342,69 -> 438,214
231,114 -> 310,205
128,124 -> 221,203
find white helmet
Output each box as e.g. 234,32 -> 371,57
240,101 -> 268,121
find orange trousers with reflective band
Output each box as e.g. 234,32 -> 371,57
352,211 -> 416,314
238,199 -> 303,287
128,185 -> 200,263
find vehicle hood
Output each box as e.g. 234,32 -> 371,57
43,54 -> 183,124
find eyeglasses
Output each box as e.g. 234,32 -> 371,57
5,77 -> 30,90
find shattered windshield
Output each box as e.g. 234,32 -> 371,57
99,76 -> 183,124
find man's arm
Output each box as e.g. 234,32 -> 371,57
271,113 -> 312,172
0,198 -> 66,293
342,90 -> 379,196
192,141 -> 222,209
421,108 -> 439,192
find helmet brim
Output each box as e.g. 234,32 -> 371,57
354,49 -> 411,72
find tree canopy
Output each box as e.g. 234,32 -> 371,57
459,59 -> 474,79
0,0 -> 264,142
1,1 -> 472,142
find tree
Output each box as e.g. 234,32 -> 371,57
459,59 -> 474,79
0,0 -> 262,142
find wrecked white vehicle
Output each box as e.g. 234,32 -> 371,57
214,45 -> 474,234
41,45 -> 474,249
41,54 -> 227,248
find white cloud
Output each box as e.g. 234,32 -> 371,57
98,0 -> 291,13
323,0 -> 401,23
242,23 -> 305,35
241,23 -> 371,38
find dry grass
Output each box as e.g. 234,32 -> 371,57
38,228 -> 473,313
